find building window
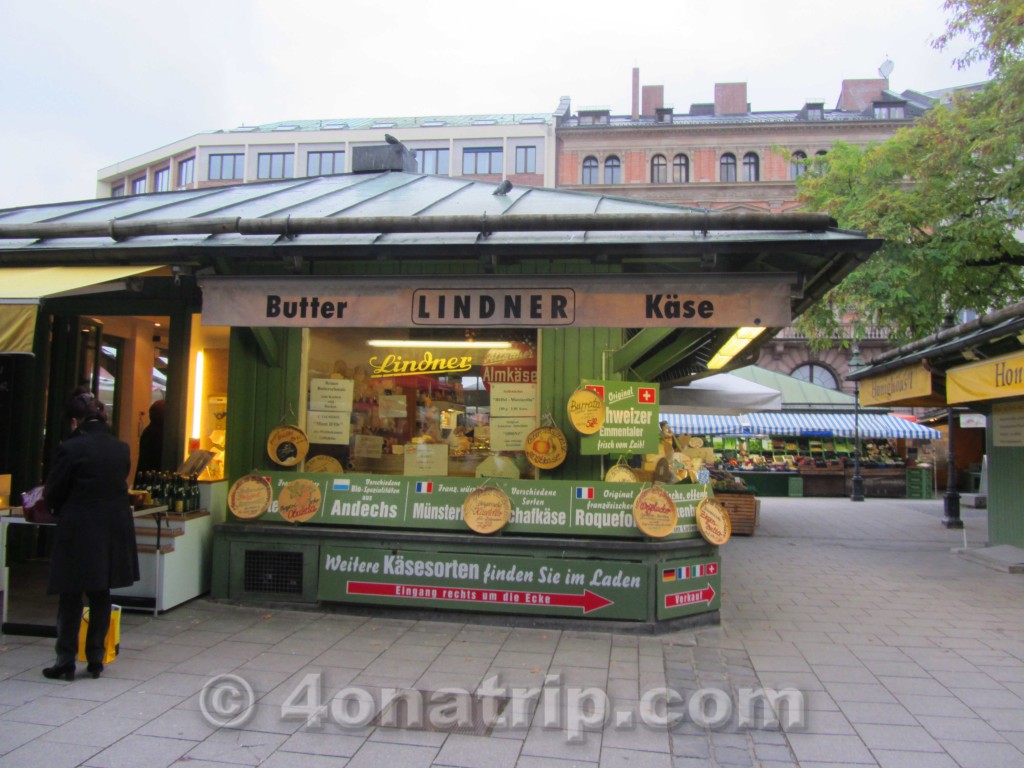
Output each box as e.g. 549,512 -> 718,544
258,152 -> 294,180
177,157 -> 195,187
790,151 -> 807,180
672,154 -> 689,183
209,153 -> 244,181
154,167 -> 170,193
806,107 -> 823,121
873,104 -> 905,120
131,176 -> 146,195
743,152 -> 760,182
651,154 -> 667,184
307,151 -> 346,176
582,156 -> 599,185
462,147 -> 503,175
416,148 -> 449,175
604,156 -> 621,184
791,363 -> 838,390
515,146 -> 536,174
720,153 -> 737,182
111,184 -> 125,198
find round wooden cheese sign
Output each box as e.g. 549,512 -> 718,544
228,474 -> 272,520
524,426 -> 568,469
605,464 -> 638,483
632,485 -> 678,538
463,486 -> 512,534
696,498 -> 732,545
305,454 -> 343,473
277,478 -> 322,524
267,425 -> 309,467
566,389 -> 605,435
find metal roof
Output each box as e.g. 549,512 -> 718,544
218,113 -> 554,134
0,172 -> 881,386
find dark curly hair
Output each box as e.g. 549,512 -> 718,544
66,385 -> 107,423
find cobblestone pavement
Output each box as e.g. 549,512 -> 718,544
1,495 -> 1021,767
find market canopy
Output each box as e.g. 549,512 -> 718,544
744,411 -> 940,439
0,265 -> 163,354
661,372 -> 782,415
728,365 -> 861,409
660,413 -> 743,436
0,170 -> 881,382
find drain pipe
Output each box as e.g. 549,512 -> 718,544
0,212 -> 837,242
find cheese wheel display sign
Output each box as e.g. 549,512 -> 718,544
228,474 -> 273,520
632,485 -> 678,538
567,388 -> 605,435
305,454 -> 343,473
524,426 -> 568,469
695,498 -> 732,545
267,425 -> 309,467
277,478 -> 323,524
604,463 -> 638,483
462,486 -> 512,534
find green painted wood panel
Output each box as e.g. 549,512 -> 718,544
987,436 -> 1024,548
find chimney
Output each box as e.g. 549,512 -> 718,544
837,78 -> 889,111
641,85 -> 664,118
714,83 -> 748,116
352,140 -> 417,174
632,67 -> 640,120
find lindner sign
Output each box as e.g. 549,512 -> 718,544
199,274 -> 793,329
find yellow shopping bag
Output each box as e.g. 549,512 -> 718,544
76,604 -> 121,664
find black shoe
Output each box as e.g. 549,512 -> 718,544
87,662 -> 103,679
42,662 -> 75,681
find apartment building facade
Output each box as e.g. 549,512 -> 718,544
96,110 -> 564,199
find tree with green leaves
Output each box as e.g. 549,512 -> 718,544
795,0 -> 1024,345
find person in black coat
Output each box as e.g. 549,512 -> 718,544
42,387 -> 140,681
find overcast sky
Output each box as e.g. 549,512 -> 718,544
0,0 -> 992,210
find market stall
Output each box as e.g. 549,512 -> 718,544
0,147 -> 881,630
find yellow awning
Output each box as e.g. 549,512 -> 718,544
948,350 -> 1024,404
0,266 -> 163,354
0,305 -> 37,354
0,265 -> 161,300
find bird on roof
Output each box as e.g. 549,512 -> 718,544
493,180 -> 513,196
384,134 -> 400,145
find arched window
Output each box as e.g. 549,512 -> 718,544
743,152 -> 760,182
791,363 -> 838,389
582,156 -> 599,185
790,151 -> 807,180
604,156 -> 621,184
720,153 -> 737,182
672,154 -> 689,183
651,154 -> 668,184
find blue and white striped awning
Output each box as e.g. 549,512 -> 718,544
660,413 -> 743,435
744,412 -> 940,439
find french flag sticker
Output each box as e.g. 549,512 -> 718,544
332,479 -> 351,492
416,481 -> 433,494
575,487 -> 595,500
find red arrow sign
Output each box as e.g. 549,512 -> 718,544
664,584 -> 715,609
347,581 -> 613,614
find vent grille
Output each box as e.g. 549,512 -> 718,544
243,550 -> 303,594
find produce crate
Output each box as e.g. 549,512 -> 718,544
714,492 -> 759,536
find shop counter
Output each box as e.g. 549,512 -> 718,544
212,523 -> 721,632
727,471 -> 800,497
797,466 -> 908,497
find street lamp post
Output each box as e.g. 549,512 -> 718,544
849,346 -> 865,502
943,406 -> 963,528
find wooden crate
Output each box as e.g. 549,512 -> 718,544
715,492 -> 759,535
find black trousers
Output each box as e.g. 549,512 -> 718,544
55,590 -> 111,666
